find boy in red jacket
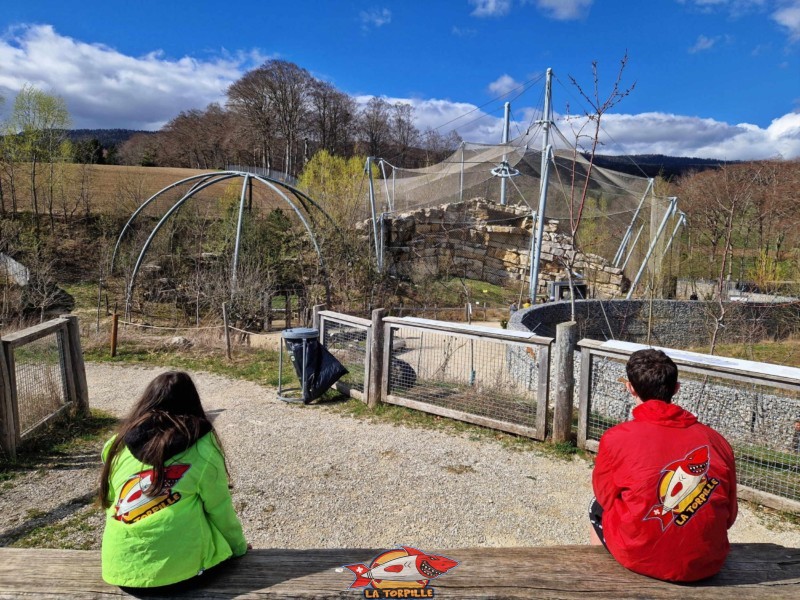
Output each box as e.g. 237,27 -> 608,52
590,349 -> 738,582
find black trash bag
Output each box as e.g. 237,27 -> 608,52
285,337 -> 348,403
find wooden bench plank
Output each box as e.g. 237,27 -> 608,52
0,544 -> 798,599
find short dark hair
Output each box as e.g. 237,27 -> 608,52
626,349 -> 678,402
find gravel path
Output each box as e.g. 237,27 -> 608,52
1,364 -> 799,550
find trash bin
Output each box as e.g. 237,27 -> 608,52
278,327 -> 348,404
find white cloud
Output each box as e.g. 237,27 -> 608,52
772,1 -> 800,40
585,111 -> 800,159
532,0 -> 593,21
3,24 -> 798,161
488,74 -> 521,96
0,24 -> 260,130
360,8 -> 392,30
356,92 -> 800,159
688,34 -> 721,52
469,0 -> 511,18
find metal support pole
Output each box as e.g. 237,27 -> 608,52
626,197 -> 677,299
530,68 -> 553,301
379,159 -> 393,213
366,157 -> 382,272
621,224 -> 645,271
613,178 -> 653,267
660,212 -> 686,263
528,211 -> 537,297
500,102 -> 510,206
459,143 -> 465,204
231,174 -> 250,292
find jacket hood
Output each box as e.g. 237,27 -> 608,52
124,418 -> 211,463
632,400 -> 698,428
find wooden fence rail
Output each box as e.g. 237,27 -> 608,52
0,315 -> 88,460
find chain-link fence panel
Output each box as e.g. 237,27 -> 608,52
320,314 -> 370,399
383,320 -> 551,439
579,342 -> 800,511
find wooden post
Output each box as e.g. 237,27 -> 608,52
0,341 -> 16,461
285,293 -> 292,329
63,315 -> 89,417
577,345 -> 593,450
552,321 -> 578,443
222,302 -> 232,361
312,304 -> 325,331
110,313 -> 119,358
367,308 -> 387,408
96,280 -> 102,334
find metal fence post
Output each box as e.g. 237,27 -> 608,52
368,308 -> 387,408
62,315 -> 89,417
553,321 -> 578,443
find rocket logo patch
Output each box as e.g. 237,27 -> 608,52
341,546 -> 458,597
644,445 -> 719,531
114,464 -> 190,524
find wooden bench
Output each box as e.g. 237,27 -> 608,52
0,544 -> 798,599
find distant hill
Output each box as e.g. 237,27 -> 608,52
590,154 -> 733,180
65,128 -> 154,147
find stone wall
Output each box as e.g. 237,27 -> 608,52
384,199 -> 626,298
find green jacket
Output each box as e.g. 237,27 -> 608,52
101,432 -> 247,587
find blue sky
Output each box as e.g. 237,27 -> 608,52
0,0 -> 799,159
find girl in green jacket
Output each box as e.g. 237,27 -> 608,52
99,371 -> 248,588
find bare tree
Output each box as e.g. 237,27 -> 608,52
558,54 -> 636,317
227,60 -> 313,175
421,128 -> 462,166
308,80 -> 357,156
227,67 -> 277,170
389,102 -> 420,166
358,97 -> 391,158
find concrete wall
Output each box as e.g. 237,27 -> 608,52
509,299 -> 799,347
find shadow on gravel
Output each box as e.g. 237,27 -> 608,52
0,491 -> 95,547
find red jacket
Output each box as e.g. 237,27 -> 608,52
592,400 -> 737,582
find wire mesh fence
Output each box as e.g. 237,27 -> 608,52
319,313 -> 371,399
0,317 -> 89,460
11,331 -> 70,437
383,319 -> 551,439
578,340 -> 800,511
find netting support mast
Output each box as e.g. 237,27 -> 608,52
459,143 -> 465,204
530,68 -> 554,301
500,102 -> 511,206
613,178 -> 654,267
231,174 -> 251,293
626,197 -> 678,299
659,211 -> 687,269
366,157 -> 382,272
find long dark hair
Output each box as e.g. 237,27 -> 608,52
99,371 -> 223,508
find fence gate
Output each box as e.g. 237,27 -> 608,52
318,311 -> 372,401
0,316 -> 88,460
381,317 -> 552,440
